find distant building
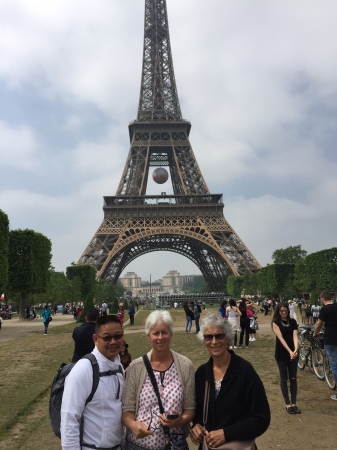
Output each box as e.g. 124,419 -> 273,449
120,272 -> 141,289
120,270 -> 198,299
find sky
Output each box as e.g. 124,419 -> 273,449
1,0 -> 337,283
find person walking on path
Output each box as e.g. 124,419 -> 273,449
272,302 -> 300,414
313,291 -> 337,400
41,305 -> 52,336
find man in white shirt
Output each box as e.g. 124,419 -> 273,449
61,315 -> 125,450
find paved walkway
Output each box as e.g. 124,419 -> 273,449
0,314 -> 75,342
0,308 -> 281,343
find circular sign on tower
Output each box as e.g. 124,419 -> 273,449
152,168 -> 169,184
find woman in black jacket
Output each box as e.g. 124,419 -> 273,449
190,313 -> 270,449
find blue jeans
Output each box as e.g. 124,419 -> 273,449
185,316 -> 192,333
195,315 -> 200,333
324,344 -> 337,385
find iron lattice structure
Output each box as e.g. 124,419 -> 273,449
79,0 -> 261,290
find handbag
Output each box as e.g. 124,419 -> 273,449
249,318 -> 258,331
202,381 -> 255,450
142,355 -> 172,450
47,316 -> 53,323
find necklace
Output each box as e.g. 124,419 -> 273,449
280,319 -> 290,327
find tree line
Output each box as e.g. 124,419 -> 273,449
0,209 -> 125,319
227,245 -> 337,301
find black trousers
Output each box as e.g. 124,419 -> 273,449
276,358 -> 298,405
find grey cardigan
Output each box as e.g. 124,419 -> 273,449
122,349 -> 195,436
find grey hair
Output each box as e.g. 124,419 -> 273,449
145,310 -> 174,335
198,312 -> 235,346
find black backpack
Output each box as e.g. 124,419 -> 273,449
197,304 -> 202,314
49,353 -> 123,439
49,353 -> 100,438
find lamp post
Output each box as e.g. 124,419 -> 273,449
71,261 -> 76,316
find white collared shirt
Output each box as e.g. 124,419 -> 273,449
61,347 -> 124,450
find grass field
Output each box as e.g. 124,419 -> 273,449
0,308 -> 336,450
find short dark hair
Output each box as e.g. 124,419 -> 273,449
86,308 -> 100,322
95,315 -> 121,334
320,292 -> 332,302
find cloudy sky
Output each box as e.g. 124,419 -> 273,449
1,0 -> 337,282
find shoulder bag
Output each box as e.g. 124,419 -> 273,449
142,355 -> 172,450
202,381 -> 255,450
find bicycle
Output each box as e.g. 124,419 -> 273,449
297,325 -> 325,380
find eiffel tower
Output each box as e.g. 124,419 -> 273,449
78,0 -> 261,291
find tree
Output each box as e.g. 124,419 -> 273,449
182,275 -> 206,293
66,265 -> 96,320
0,210 -> 9,292
265,264 -> 295,300
272,245 -> 307,264
226,276 -> 243,298
8,229 -> 52,319
31,270 -> 74,307
305,248 -> 337,298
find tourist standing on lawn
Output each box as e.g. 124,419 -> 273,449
226,298 -> 241,348
313,291 -> 337,400
183,301 -> 193,333
272,302 -> 300,414
238,298 -> 251,349
191,301 -> 200,334
61,315 -> 125,450
190,313 -> 270,448
41,305 -> 52,336
118,305 -> 125,326
122,310 -> 195,450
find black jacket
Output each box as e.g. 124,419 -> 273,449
194,351 -> 270,443
72,321 -> 96,362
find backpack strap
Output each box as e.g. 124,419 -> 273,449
82,353 -> 100,404
100,366 -> 124,398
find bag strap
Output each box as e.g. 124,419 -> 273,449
203,380 -> 210,427
142,355 -> 171,440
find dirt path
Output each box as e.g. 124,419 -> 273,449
0,308 -> 276,343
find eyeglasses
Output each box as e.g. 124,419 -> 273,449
96,333 -> 124,343
147,410 -> 162,432
203,334 -> 226,342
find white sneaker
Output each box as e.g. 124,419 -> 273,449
252,338 -> 256,341
249,338 -> 252,341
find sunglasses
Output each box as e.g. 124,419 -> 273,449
203,334 -> 226,342
96,333 -> 124,343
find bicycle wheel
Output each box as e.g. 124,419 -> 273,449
312,347 -> 325,380
298,341 -> 307,370
324,356 -> 337,390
